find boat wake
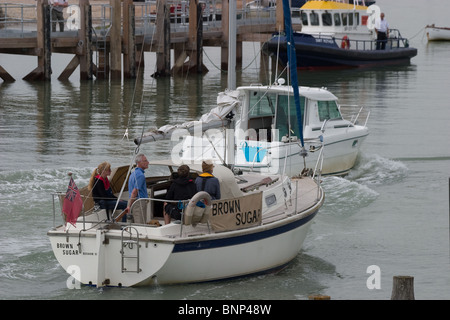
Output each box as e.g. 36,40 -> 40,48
320,153 -> 408,216
347,153 -> 409,186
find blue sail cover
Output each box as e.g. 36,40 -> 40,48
282,0 -> 304,147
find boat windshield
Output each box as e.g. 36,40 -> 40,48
276,95 -> 305,140
248,92 -> 305,141
317,100 -> 342,121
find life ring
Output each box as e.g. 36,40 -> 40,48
184,191 -> 212,226
341,36 -> 350,49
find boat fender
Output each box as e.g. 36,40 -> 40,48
341,36 -> 350,49
184,191 -> 212,226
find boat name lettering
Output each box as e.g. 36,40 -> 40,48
236,210 -> 261,226
316,38 -> 335,44
56,242 -> 80,255
212,200 -> 240,216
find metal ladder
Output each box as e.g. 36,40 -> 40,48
120,226 -> 141,273
92,4 -> 112,79
93,26 -> 111,79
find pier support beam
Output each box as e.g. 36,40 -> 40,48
110,0 -> 122,79
123,0 -> 136,79
171,0 -> 208,75
155,0 -> 171,77
23,0 -> 51,81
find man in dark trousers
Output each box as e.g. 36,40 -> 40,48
375,12 -> 389,50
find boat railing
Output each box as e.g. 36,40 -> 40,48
313,30 -> 410,50
339,104 -> 370,127
51,190 -> 214,233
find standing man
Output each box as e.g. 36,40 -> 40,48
375,12 -> 389,50
50,0 -> 68,32
128,153 -> 150,224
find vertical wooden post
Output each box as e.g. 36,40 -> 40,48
221,0 -> 229,71
155,0 -> 170,76
123,0 -> 136,79
391,276 -> 415,300
79,0 -> 93,80
110,0 -> 122,79
259,47 -> 270,83
195,1 -> 203,73
24,0 -> 51,81
276,0 -> 284,32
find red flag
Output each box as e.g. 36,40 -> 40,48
62,176 -> 83,227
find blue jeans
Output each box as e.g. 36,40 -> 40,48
98,199 -> 128,221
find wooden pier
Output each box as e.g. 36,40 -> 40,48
0,0 -> 296,82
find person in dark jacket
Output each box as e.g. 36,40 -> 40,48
88,162 -> 128,221
164,165 -> 197,224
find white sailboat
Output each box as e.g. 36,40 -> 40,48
47,0 -> 324,287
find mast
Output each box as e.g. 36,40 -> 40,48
282,0 -> 305,149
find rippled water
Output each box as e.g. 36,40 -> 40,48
1,0 -> 450,300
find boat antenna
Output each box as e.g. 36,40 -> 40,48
282,0 -> 306,158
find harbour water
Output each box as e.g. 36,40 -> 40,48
1,0 -> 449,300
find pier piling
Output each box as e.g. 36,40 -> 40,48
391,275 -> 415,300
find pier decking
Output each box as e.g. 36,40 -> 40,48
0,0 -> 301,82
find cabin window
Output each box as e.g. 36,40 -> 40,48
310,12 -> 319,26
301,11 -> 308,25
322,13 -> 332,26
355,13 -> 360,25
341,13 -> 347,26
317,100 -> 342,122
249,92 -> 275,117
275,95 -> 305,140
334,13 -> 341,26
348,13 -> 354,26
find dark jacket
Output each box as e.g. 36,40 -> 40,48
195,173 -> 221,200
92,177 -> 117,203
166,177 -> 197,201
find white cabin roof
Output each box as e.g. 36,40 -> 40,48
236,84 -> 338,101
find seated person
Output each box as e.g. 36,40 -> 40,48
88,162 -> 128,221
164,165 -> 197,224
195,160 -> 221,200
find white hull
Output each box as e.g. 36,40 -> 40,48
48,164 -> 323,287
181,128 -> 368,176
426,26 -> 450,41
48,214 -> 317,286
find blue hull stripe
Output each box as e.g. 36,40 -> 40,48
172,210 -> 318,253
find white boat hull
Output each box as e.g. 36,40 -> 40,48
48,207 -> 318,287
426,26 -> 450,41
181,126 -> 368,176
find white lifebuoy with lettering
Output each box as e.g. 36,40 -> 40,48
184,191 -> 212,226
